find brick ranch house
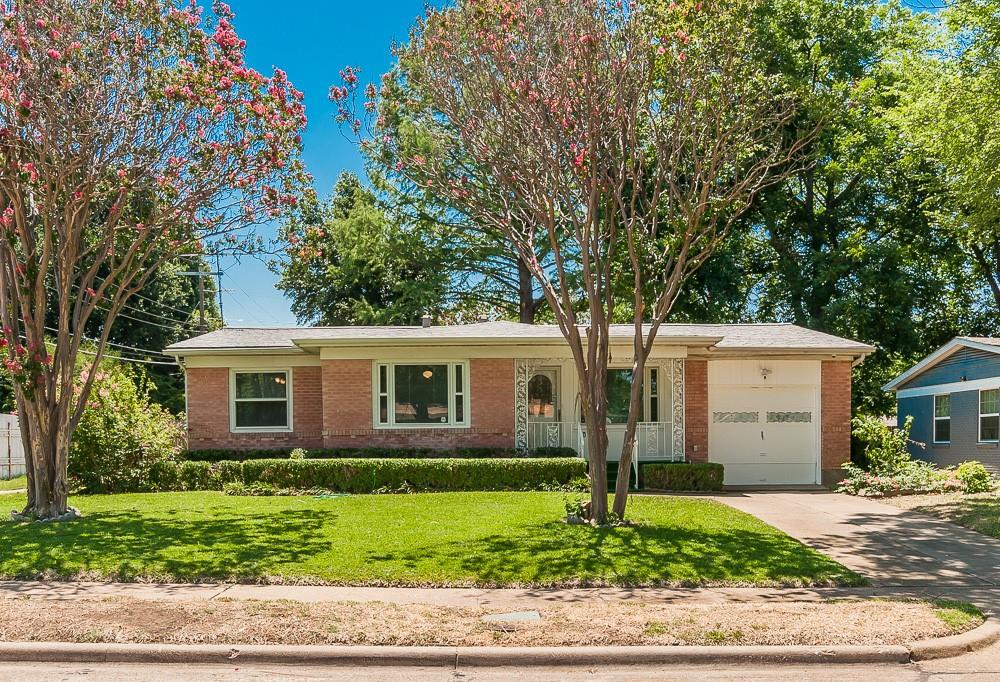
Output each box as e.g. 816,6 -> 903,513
165,322 -> 873,486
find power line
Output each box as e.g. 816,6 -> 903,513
46,283 -> 203,332
77,348 -> 178,366
42,326 -> 171,358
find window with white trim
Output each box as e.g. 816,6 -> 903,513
933,394 -> 951,443
375,362 -> 469,427
980,389 -> 999,442
232,370 -> 290,431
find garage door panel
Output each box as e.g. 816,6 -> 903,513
722,463 -> 818,486
708,379 -> 819,486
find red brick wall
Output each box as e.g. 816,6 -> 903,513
684,359 -> 709,462
318,358 -> 516,449
185,366 -> 324,450
821,360 -> 853,485
186,359 -> 517,452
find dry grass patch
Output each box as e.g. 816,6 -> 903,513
880,492 -> 1000,539
0,597 -> 980,647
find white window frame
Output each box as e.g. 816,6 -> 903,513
644,366 -> 659,423
933,393 -> 951,444
230,369 -> 293,433
373,361 -> 471,429
979,388 -> 1000,443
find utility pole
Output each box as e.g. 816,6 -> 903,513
178,270 -> 222,334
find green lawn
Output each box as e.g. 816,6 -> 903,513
0,476 -> 25,492
0,491 -> 861,587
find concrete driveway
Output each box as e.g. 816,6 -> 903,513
709,492 -> 1000,612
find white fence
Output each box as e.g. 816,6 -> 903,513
0,414 -> 24,480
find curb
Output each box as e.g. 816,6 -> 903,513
908,619 -> 1000,661
1,620 -> 995,667
0,642 -> 911,667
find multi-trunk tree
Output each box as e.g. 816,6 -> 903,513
0,0 -> 307,519
335,0 -> 811,522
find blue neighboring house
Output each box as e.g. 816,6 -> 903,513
885,337 -> 1000,474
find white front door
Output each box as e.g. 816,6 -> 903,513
709,385 -> 819,485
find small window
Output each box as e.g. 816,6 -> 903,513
232,371 -> 290,431
980,390 -> 999,442
766,411 -> 812,423
934,394 -> 951,444
713,411 -> 758,424
375,362 -> 469,428
648,368 -> 659,423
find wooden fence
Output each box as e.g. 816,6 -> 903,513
0,414 -> 24,480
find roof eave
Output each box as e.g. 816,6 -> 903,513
165,345 -> 310,357
883,337 -> 1000,392
290,334 -> 727,349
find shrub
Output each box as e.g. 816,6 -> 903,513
641,462 -> 724,491
69,365 -> 185,494
838,460 -> 962,497
852,415 -> 915,475
184,446 -> 579,462
956,461 -> 995,494
147,457 -> 588,494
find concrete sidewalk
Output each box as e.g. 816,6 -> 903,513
4,580 -> 999,614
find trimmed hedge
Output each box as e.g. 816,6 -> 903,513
642,462 -> 724,492
144,457 -> 588,494
184,446 -> 578,463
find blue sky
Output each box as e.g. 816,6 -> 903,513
214,1 -> 429,327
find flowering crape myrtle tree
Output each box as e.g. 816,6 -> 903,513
334,0 -> 811,523
0,0 -> 307,520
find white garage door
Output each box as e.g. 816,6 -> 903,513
709,385 -> 819,486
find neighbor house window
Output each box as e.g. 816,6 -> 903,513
980,389 -> 999,442
375,362 -> 469,427
231,370 -> 290,431
933,394 -> 951,444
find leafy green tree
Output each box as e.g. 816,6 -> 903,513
894,0 -> 1000,311
275,173 -> 451,326
709,0 -> 996,415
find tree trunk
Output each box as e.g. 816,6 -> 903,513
585,413 -> 609,524
517,258 -> 536,324
17,393 -> 72,520
577,344 -> 610,524
612,355 -> 647,518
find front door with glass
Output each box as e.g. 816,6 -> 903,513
527,369 -> 562,450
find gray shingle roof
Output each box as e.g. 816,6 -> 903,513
958,337 -> 1000,346
165,322 -> 873,355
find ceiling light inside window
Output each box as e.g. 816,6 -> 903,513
422,370 -> 433,379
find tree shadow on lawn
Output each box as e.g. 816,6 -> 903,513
0,506 -> 335,582
366,520 -> 859,587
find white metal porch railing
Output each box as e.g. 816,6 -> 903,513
526,421 -> 682,465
